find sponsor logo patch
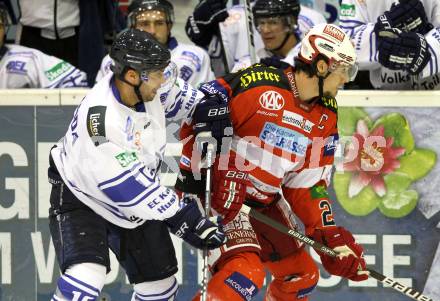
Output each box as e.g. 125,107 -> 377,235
180,155 -> 191,168
87,106 -> 108,146
115,151 -> 138,168
224,272 -> 259,301
259,90 -> 285,111
340,4 -> 356,17
323,24 -> 345,42
6,61 -> 27,74
259,122 -> 309,156
45,61 -> 71,81
239,68 -> 281,89
310,185 -> 329,199
282,110 -> 315,133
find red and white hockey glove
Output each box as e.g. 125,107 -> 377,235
312,226 -> 369,281
211,164 -> 250,224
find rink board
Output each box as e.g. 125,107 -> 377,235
0,89 -> 439,301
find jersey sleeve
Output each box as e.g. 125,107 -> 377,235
419,26 -> 440,79
88,140 -> 181,222
159,78 -> 206,122
339,0 -> 381,70
281,124 -> 338,236
34,49 -> 88,88
173,45 -> 215,87
95,54 -> 113,83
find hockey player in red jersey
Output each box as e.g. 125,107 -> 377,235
177,23 -> 369,300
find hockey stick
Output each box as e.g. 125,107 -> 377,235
200,136 -> 216,301
240,204 -> 436,301
243,0 -> 257,64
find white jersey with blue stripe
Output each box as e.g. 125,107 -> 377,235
339,0 -> 440,90
0,44 -> 87,88
51,73 -> 204,228
96,37 -> 214,87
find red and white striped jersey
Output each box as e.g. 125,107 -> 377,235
179,63 -> 338,234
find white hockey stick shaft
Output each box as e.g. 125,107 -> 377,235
201,142 -> 215,301
243,0 -> 257,64
241,204 -> 436,301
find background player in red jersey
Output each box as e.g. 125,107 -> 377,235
177,23 -> 369,301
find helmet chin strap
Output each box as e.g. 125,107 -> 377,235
118,72 -> 145,103
271,31 -> 291,53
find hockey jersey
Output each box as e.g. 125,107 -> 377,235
51,73 -> 205,228
339,0 -> 440,90
96,37 -> 214,87
0,44 -> 87,88
208,5 -> 326,75
180,64 -> 338,235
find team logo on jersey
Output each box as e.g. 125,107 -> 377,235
6,61 -> 27,74
259,90 -> 285,111
224,272 -> 259,301
282,110 -> 315,133
87,106 -> 108,146
259,122 -> 310,156
323,25 -> 345,42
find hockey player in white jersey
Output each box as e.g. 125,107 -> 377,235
48,29 -> 226,301
96,0 -> 214,87
185,0 -> 326,75
339,0 -> 440,90
0,3 -> 87,89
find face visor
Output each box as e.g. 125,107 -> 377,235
328,61 -> 359,82
140,61 -> 177,92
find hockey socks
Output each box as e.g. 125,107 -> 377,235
131,276 -> 179,301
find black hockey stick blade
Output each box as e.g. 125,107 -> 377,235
241,205 -> 436,301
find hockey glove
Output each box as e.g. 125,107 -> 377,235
373,0 -> 433,35
377,29 -> 431,75
193,94 -> 232,154
211,163 -> 250,224
166,200 -> 226,250
312,226 -> 369,281
185,0 -> 228,47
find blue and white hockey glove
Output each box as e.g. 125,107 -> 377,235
374,0 -> 433,35
185,0 -> 228,47
166,199 -> 226,250
193,94 -> 232,154
377,29 -> 431,75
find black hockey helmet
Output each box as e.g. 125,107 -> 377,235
252,0 -> 300,20
110,28 -> 171,76
128,0 -> 174,26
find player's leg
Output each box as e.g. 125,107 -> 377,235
193,211 -> 266,300
264,249 -> 319,301
108,220 -> 179,301
48,156 -> 109,300
192,252 -> 265,301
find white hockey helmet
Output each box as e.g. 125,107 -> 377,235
299,23 -> 358,81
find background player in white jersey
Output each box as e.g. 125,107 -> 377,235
96,0 -> 214,87
0,3 -> 87,89
339,0 -> 440,90
48,29 -> 226,301
185,0 -> 326,75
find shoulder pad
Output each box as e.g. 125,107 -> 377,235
87,106 -> 109,146
318,96 -> 338,113
227,64 -> 289,96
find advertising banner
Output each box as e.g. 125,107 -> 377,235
0,100 -> 439,301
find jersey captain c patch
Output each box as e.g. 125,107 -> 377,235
87,106 -> 108,146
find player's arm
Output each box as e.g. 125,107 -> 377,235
172,46 -> 215,86
34,49 -> 88,88
90,141 -> 226,250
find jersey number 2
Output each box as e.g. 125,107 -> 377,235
319,200 -> 335,226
